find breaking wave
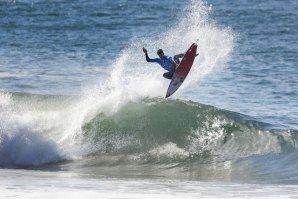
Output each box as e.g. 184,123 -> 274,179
1,92 -> 297,169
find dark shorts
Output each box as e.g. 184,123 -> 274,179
163,71 -> 175,79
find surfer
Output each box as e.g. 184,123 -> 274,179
142,47 -> 184,79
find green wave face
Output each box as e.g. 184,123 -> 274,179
82,98 -> 292,165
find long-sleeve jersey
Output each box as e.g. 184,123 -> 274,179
145,53 -> 176,72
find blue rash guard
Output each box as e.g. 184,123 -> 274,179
148,56 -> 176,72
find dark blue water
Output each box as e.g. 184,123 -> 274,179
1,0 -> 298,194
191,0 -> 298,129
0,0 -> 186,93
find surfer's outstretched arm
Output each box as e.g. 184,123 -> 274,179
142,47 -> 151,62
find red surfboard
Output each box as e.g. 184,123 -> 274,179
165,43 -> 198,98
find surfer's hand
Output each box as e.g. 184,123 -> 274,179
142,47 -> 147,54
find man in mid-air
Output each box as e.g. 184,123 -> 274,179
142,47 -> 184,79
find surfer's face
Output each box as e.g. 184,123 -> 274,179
158,52 -> 164,59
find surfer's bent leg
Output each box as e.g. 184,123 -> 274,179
163,71 -> 175,79
173,53 -> 184,65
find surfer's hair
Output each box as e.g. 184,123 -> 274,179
157,49 -> 164,55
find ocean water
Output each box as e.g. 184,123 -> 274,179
0,0 -> 298,198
